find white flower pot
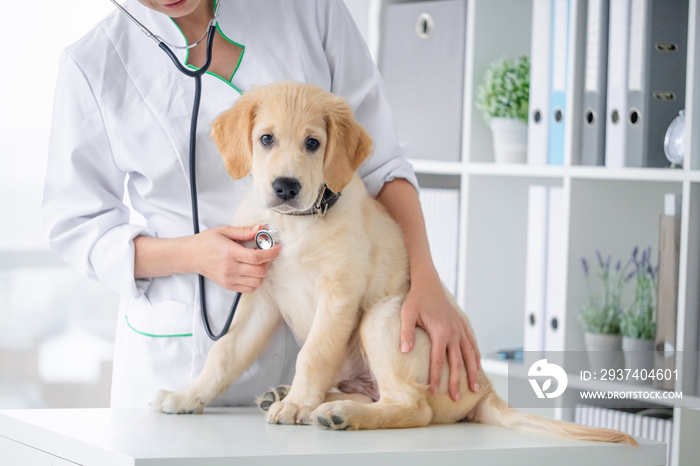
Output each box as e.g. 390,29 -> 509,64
622,336 -> 654,385
489,117 -> 528,164
584,331 -> 624,372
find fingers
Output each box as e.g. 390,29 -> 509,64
399,306 -> 417,354
218,224 -> 260,242
465,324 -> 482,372
235,243 -> 282,265
460,333 -> 480,394
428,335 -> 447,395
447,342 -> 462,401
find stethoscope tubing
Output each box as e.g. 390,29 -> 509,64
158,24 -> 240,342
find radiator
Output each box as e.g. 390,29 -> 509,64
575,403 -> 672,465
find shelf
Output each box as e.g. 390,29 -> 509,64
409,159 -> 700,182
409,159 -> 463,175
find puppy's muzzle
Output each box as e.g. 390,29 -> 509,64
273,177 -> 302,201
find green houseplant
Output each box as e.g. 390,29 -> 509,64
578,250 -> 634,371
620,246 -> 657,381
476,55 -> 530,163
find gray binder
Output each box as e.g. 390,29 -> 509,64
580,0 -> 609,166
625,0 -> 687,168
379,0 -> 467,161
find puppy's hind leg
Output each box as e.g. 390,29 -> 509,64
151,293 -> 281,414
256,385 -> 290,412
312,297 -> 433,430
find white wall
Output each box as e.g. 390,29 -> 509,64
0,1 -> 117,409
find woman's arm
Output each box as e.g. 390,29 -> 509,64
133,226 -> 281,294
377,178 -> 481,400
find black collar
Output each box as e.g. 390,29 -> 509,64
276,184 -> 341,217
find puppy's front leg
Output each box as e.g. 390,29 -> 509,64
266,290 -> 360,425
151,292 -> 281,414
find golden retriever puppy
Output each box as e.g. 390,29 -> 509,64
151,82 -> 635,445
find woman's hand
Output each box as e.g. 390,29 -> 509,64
134,225 -> 281,293
190,225 -> 282,293
400,269 -> 482,401
375,178 -> 482,401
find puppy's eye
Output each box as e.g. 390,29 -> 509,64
306,138 -> 320,152
260,134 -> 274,147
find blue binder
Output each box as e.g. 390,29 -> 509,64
547,0 -> 570,165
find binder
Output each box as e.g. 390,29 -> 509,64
418,187 -> 460,295
580,0 -> 609,166
523,186 -> 549,353
604,0 -> 632,168
527,0 -> 552,165
607,0 -> 688,168
547,0 -> 586,166
625,0 -> 688,168
654,193 -> 681,390
544,186 -> 566,351
547,0 -> 570,165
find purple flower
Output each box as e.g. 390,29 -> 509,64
581,257 -> 589,276
595,249 -> 604,267
615,260 -> 621,273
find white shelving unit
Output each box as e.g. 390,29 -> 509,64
358,0 -> 700,464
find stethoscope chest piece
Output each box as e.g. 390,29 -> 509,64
255,230 -> 274,250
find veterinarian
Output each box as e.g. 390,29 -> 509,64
42,0 -> 481,408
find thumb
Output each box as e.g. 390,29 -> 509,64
218,225 -> 259,242
400,304 -> 417,353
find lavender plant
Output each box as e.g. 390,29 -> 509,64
620,246 -> 657,340
578,249 -> 635,334
476,55 -> 530,124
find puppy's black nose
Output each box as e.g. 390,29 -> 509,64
272,177 -> 301,201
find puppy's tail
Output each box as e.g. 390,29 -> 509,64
472,392 -> 637,446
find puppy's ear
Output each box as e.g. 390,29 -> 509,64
211,92 -> 258,179
323,96 -> 373,193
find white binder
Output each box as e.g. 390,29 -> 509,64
524,186 -> 549,353
604,0 -> 631,168
580,0 -> 609,166
544,186 -> 566,351
527,0 -> 552,165
418,187 -> 460,295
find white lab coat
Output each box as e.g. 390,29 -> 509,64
42,0 -> 418,408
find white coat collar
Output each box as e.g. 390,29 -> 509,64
116,0 -> 247,189
126,0 -> 231,64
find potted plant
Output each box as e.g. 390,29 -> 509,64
621,246 -> 657,383
578,250 -> 633,371
476,55 -> 530,164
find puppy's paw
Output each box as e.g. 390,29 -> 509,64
265,400 -> 314,425
255,385 -> 290,412
311,401 -> 356,430
150,389 -> 204,415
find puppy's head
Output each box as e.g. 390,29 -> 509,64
212,82 -> 373,213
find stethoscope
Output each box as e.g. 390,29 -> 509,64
109,1 -> 273,341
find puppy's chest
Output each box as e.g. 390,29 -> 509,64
265,253 -> 320,342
